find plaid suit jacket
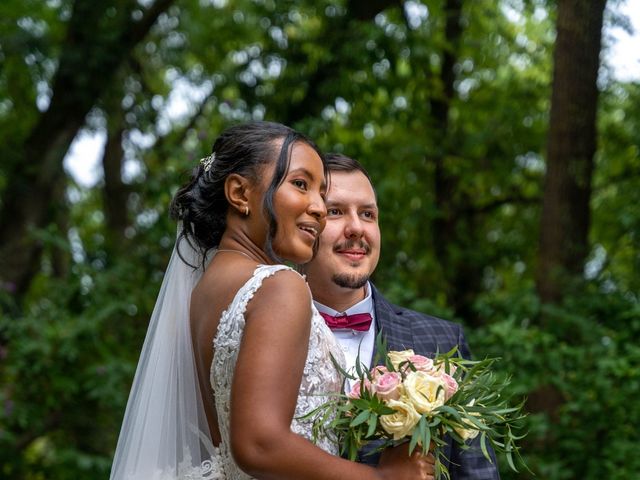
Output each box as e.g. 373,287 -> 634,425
355,285 -> 500,480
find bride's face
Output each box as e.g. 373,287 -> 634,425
262,142 -> 327,264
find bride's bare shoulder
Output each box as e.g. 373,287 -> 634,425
245,267 -> 311,320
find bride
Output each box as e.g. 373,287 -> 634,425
109,121 -> 434,480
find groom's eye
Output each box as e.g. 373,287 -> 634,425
327,208 -> 341,216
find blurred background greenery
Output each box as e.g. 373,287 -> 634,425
1,0 -> 639,478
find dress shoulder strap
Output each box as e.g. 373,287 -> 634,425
225,264 -> 301,321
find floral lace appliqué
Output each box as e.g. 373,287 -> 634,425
143,448 -> 225,480
211,265 -> 345,480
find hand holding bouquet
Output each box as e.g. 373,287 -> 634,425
304,336 -> 527,479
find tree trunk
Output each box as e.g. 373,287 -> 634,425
536,0 -> 606,304
103,117 -> 129,252
426,0 -> 481,322
347,0 -> 402,20
529,0 -> 606,443
0,0 -> 175,298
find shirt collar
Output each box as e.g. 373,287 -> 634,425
314,282 -> 374,317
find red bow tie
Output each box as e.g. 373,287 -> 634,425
320,312 -> 373,331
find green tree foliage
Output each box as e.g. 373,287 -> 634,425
1,0 -> 638,478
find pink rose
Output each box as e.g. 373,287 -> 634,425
434,361 -> 457,376
408,355 -> 435,373
370,365 -> 389,380
441,373 -> 459,400
348,381 -> 362,399
348,378 -> 373,399
373,372 -> 403,401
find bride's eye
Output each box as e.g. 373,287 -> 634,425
292,179 -> 308,190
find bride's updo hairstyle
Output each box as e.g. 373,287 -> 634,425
170,121 -> 324,265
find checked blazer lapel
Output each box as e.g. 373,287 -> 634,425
370,284 -> 413,366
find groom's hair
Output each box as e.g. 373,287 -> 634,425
324,153 -> 376,198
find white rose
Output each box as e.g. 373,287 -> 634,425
403,371 -> 446,414
379,398 -> 421,440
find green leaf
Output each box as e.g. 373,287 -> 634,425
350,409 -> 371,427
480,432 -> 491,462
423,426 -> 431,455
409,427 -> 420,453
366,413 -> 378,437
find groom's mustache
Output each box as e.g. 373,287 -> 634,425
333,241 -> 371,255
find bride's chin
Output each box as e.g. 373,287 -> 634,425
275,247 -> 313,265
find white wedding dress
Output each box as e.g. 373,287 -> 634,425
198,264 -> 345,479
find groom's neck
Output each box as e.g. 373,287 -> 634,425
314,285 -> 366,313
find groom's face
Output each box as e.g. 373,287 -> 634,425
305,170 -> 380,294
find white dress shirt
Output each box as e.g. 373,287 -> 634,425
314,282 -> 376,393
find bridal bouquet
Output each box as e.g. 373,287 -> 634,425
303,336 -> 527,479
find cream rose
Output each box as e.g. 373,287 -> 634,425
403,371 -> 446,414
379,398 -> 421,440
454,424 -> 480,442
387,349 -> 415,370
454,399 -> 481,441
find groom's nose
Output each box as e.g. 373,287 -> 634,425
344,212 -> 364,239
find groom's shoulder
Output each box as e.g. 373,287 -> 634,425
393,303 -> 462,334
373,287 -> 463,334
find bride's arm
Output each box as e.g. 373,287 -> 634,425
229,270 -> 433,480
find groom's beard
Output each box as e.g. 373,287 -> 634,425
331,240 -> 371,289
332,273 -> 369,289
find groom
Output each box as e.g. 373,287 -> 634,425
304,153 -> 500,479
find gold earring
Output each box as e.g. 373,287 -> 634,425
244,206 -> 249,216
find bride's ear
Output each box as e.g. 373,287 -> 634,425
225,174 -> 252,216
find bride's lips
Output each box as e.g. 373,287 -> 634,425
298,222 -> 321,243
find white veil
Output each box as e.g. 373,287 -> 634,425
110,231 -> 216,480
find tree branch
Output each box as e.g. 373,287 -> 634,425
466,194 -> 541,216
0,0 -> 177,298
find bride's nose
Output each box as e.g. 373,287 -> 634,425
307,193 -> 327,220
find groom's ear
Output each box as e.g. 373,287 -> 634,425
224,173 -> 252,215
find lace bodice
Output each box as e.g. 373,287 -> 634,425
206,264 -> 344,480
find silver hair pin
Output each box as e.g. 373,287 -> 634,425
200,153 -> 215,172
